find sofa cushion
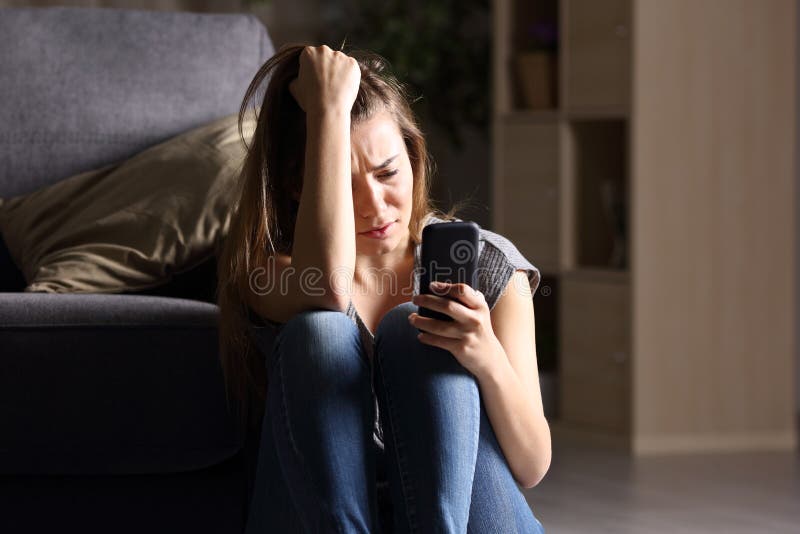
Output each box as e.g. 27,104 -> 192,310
0,113 -> 252,294
0,293 -> 243,475
0,6 -> 273,198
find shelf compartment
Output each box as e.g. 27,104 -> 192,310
565,119 -> 629,271
509,0 -> 559,111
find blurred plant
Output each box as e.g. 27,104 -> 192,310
523,21 -> 559,52
325,0 -> 490,149
523,22 -> 558,52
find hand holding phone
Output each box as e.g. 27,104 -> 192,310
418,221 -> 480,322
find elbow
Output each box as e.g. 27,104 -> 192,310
316,270 -> 353,313
325,295 -> 351,314
518,443 -> 552,489
312,288 -> 351,314
519,467 -> 549,490
519,460 -> 550,489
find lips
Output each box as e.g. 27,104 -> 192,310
359,221 -> 395,239
361,222 -> 393,234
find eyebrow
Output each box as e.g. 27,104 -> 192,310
370,155 -> 399,172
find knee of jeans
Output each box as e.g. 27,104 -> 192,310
375,300 -> 476,381
374,301 -> 416,343
279,309 -> 361,360
283,307 -> 353,333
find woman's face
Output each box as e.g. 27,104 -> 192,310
350,110 -> 414,257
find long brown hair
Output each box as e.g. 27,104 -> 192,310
217,44 -> 458,431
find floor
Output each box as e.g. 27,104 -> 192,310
522,430 -> 800,533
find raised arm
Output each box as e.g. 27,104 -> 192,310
289,45 -> 360,310
248,46 -> 360,323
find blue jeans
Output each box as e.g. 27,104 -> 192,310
245,302 -> 545,533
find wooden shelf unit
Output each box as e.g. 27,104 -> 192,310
491,0 -> 797,454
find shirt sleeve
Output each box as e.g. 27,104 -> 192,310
477,230 -> 541,311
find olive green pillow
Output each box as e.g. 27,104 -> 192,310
0,113 -> 253,293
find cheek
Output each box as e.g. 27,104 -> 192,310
383,186 -> 409,211
397,175 -> 414,211
400,162 -> 414,196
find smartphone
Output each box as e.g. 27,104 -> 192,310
418,221 -> 481,322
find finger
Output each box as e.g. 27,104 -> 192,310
413,293 -> 469,322
417,331 -> 458,354
429,282 -> 484,310
409,313 -> 461,339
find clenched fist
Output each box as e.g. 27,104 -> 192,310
289,45 -> 361,117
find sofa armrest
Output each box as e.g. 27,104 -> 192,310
0,293 -> 243,475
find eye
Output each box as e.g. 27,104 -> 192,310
378,169 -> 399,179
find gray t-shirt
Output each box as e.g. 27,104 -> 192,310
246,213 -> 541,475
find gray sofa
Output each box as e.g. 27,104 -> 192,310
0,7 -> 274,533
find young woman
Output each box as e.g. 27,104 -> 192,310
217,44 -> 550,533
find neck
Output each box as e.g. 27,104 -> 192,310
354,235 -> 415,287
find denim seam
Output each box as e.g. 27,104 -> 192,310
469,385 -> 481,520
375,336 -> 420,533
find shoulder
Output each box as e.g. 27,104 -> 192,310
476,227 -> 541,312
478,227 -> 531,269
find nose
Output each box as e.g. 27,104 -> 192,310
354,177 -> 387,219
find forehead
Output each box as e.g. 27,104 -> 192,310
351,111 -> 404,159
